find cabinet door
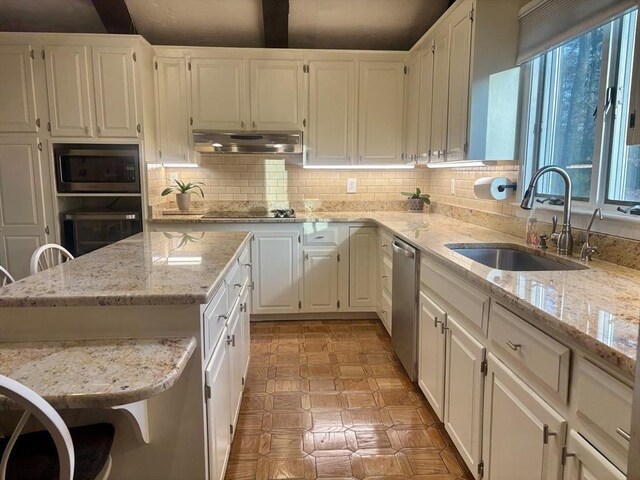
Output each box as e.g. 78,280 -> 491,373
239,282 -> 251,381
154,57 -> 191,163
252,230 -> 301,314
483,353 -> 565,480
418,291 -> 447,421
0,45 -> 39,133
307,61 -> 356,165
205,331 -> 232,480
431,24 -> 450,159
227,301 -> 243,427
357,61 -> 405,164
445,316 -> 485,478
303,248 -> 338,312
92,46 -> 138,138
44,45 -> 92,137
446,0 -> 473,160
417,42 -> 435,157
0,138 -> 52,280
191,58 -> 248,130
563,430 -> 626,480
404,52 -> 421,158
250,60 -> 304,130
348,226 -> 377,308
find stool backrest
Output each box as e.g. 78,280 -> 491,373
0,266 -> 14,287
30,244 -> 74,275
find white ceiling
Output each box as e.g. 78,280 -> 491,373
0,0 -> 106,33
0,0 -> 451,50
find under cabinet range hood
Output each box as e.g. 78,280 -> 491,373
193,130 -> 303,154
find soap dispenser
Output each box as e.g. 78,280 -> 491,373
525,208 -> 540,247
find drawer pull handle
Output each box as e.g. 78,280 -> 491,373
243,262 -> 252,267
227,334 -> 235,347
234,283 -> 242,288
617,428 -> 631,441
382,275 -> 388,279
507,340 -> 521,351
543,424 -> 557,444
218,314 -> 228,322
382,244 -> 388,248
315,236 -> 325,239
434,317 -> 443,329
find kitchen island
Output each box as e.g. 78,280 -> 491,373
0,231 -> 253,480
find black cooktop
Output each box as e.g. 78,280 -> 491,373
202,209 -> 295,219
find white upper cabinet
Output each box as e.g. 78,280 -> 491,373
358,61 -> 405,164
154,56 -> 192,163
307,61 -> 356,165
249,59 -> 305,131
44,45 -> 93,137
0,45 -> 39,133
404,52 -> 421,159
430,23 -> 450,160
92,46 -> 138,138
191,58 -> 248,130
417,42 -> 435,157
446,1 -> 473,160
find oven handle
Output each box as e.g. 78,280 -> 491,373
64,212 -> 140,221
392,241 -> 415,259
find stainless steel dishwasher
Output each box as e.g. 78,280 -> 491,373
391,236 -> 420,381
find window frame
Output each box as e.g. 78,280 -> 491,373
519,8 -> 640,235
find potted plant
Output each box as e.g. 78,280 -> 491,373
401,188 -> 431,212
161,179 -> 205,212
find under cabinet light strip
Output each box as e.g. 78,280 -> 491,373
162,163 -> 199,168
425,161 -> 486,168
303,164 -> 415,170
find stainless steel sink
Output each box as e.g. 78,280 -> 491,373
446,243 -> 588,271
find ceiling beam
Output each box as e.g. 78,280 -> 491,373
262,0 -> 289,48
91,0 -> 137,34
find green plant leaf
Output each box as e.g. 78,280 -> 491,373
416,187 -> 421,195
161,187 -> 176,196
400,192 -> 414,197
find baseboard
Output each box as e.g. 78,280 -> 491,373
250,312 -> 381,322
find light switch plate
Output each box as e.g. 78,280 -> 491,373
450,178 -> 456,195
347,178 -> 357,193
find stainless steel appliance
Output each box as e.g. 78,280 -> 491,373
391,236 -> 420,381
201,209 -> 296,219
193,130 -> 303,154
63,211 -> 142,256
54,144 -> 140,193
628,324 -> 640,478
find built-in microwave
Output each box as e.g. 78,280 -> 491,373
54,144 -> 140,193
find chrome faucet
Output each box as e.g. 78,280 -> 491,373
521,166 -> 574,255
580,208 -> 603,261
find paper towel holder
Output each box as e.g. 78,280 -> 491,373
497,183 -> 517,192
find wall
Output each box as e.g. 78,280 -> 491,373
147,155 -> 429,210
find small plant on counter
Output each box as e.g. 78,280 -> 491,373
161,179 -> 205,212
401,188 -> 431,212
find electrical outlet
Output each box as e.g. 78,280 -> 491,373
450,178 -> 456,195
347,178 -> 357,194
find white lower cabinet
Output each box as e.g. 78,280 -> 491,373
252,230 -> 301,314
418,291 -> 447,421
349,226 -> 377,308
205,329 -> 232,480
482,353 -> 566,480
227,299 -> 243,427
303,248 -> 339,312
563,430 -> 625,480
444,316 -> 485,479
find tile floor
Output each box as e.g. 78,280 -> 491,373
225,319 -> 473,480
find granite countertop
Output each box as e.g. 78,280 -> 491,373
0,337 -> 197,409
151,211 -> 640,376
0,231 -> 252,307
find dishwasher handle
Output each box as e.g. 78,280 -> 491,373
392,241 -> 415,259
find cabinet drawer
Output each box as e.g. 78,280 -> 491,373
227,260 -> 242,308
203,284 -> 228,359
575,359 -> 632,471
381,256 -> 392,294
421,259 -> 489,334
490,304 -> 570,402
380,289 -> 392,335
379,229 -> 393,258
303,223 -> 339,246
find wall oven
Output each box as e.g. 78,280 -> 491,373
54,144 -> 140,193
63,211 -> 142,257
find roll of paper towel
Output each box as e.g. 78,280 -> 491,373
473,177 -> 515,201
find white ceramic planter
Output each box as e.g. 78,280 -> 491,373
176,193 -> 191,212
